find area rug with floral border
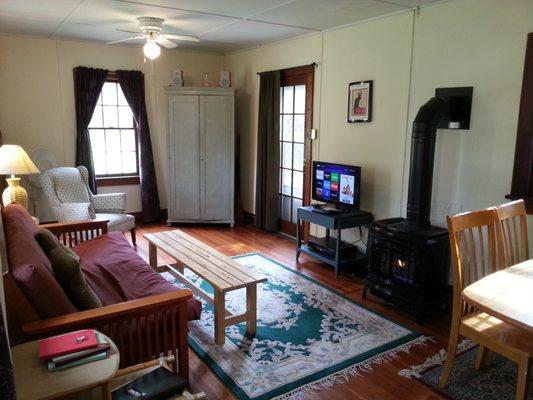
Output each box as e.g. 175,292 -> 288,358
162,252 -> 430,400
399,339 -> 533,400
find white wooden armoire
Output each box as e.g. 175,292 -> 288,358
165,87 -> 235,226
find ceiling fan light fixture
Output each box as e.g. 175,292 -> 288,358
143,41 -> 160,59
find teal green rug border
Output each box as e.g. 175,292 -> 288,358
187,252 -> 425,400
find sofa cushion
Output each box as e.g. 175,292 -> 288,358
3,204 -> 52,273
50,246 -> 102,310
12,264 -> 77,318
72,232 -> 201,320
2,204 -> 77,318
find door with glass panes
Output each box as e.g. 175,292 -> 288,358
279,65 -> 314,239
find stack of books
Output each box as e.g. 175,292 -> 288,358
38,329 -> 111,372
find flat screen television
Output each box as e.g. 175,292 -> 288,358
312,161 -> 361,209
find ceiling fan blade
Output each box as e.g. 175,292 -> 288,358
164,34 -> 200,42
117,29 -> 141,35
156,37 -> 178,49
106,35 -> 145,45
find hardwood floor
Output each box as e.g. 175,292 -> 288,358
134,222 -> 450,400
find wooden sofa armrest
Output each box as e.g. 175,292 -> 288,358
39,219 -> 109,247
23,289 -> 192,337
23,289 -> 193,375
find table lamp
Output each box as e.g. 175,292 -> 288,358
0,145 -> 40,209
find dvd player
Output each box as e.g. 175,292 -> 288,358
307,236 -> 358,258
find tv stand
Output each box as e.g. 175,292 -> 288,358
296,206 -> 374,278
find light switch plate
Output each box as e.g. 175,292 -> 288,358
310,129 -> 317,140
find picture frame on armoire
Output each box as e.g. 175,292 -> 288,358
348,80 -> 372,123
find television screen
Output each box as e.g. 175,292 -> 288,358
312,161 -> 361,209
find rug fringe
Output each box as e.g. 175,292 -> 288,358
398,339 -> 475,379
272,335 -> 433,400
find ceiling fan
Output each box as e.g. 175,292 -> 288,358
106,17 -> 200,59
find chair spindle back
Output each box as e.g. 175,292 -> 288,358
496,200 -> 529,267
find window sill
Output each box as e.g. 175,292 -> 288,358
96,176 -> 140,186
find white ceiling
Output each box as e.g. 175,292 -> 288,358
0,0 -> 442,53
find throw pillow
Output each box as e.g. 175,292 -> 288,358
53,202 -> 95,222
49,246 -> 102,310
11,264 -> 77,318
35,228 -> 79,258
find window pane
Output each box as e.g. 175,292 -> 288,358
281,195 -> 291,221
292,198 -> 302,222
122,152 -> 137,174
279,88 -> 284,114
282,115 -> 293,141
88,105 -> 103,128
293,170 -> 303,198
96,92 -> 102,105
118,106 -> 134,128
121,129 -> 136,152
106,152 -> 122,174
283,86 -> 293,113
117,85 -> 129,106
294,143 -> 304,171
105,129 -> 121,152
282,142 -> 292,169
93,152 -> 107,175
294,115 -> 305,143
102,82 -> 117,105
281,169 -> 292,196
103,106 -> 118,127
294,85 -> 305,114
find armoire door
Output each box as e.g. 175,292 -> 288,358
200,95 -> 234,221
168,95 -> 201,221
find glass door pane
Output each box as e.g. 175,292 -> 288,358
279,84 -> 306,229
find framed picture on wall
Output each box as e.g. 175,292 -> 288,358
348,80 -> 372,123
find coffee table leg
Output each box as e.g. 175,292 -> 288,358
246,283 -> 257,336
149,243 -> 158,270
214,290 -> 226,345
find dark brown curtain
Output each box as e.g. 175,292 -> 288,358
255,71 -> 281,231
116,70 -> 161,222
74,66 -> 108,194
0,305 -> 14,400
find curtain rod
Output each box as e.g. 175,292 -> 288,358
256,62 -> 318,75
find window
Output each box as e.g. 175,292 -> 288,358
88,81 -> 138,179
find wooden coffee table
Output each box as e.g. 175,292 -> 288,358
144,229 -> 267,345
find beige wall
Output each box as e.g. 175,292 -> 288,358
226,0 -> 533,251
0,35 -> 224,220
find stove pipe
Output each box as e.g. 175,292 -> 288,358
406,97 -> 452,226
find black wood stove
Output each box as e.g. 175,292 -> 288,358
363,87 -> 472,323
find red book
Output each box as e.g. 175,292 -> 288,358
38,329 -> 98,360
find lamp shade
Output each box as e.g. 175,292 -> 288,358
0,145 -> 40,175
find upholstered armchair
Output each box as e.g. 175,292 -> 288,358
40,166 -> 136,244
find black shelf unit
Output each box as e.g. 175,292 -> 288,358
296,206 -> 373,277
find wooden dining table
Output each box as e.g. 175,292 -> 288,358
463,258 -> 533,333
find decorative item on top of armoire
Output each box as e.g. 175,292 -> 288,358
220,71 -> 231,88
165,87 -> 235,226
172,69 -> 184,87
348,80 -> 372,123
255,70 -> 280,232
203,72 -> 210,87
116,69 -> 161,223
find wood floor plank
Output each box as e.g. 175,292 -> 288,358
134,222 -> 450,400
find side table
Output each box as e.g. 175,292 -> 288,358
12,331 -> 119,400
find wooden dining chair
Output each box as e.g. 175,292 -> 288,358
440,208 -> 533,400
496,200 -> 529,267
